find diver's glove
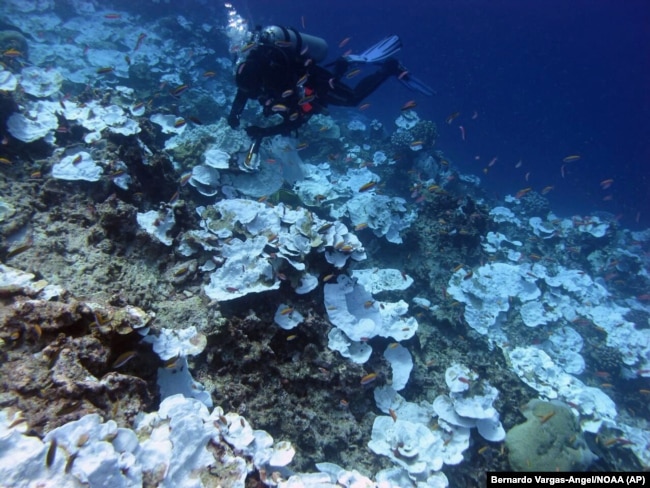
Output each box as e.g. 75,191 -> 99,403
245,125 -> 268,140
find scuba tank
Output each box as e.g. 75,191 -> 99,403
258,25 -> 328,63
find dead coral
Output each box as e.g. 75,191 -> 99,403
0,271 -> 158,434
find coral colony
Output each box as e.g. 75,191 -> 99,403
0,2 -> 649,488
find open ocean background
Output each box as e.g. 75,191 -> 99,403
123,0 -> 650,228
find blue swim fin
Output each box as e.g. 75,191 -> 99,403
345,35 -> 402,64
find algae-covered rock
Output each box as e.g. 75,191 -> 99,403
505,399 -> 596,472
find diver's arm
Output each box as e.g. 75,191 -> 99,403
228,89 -> 249,128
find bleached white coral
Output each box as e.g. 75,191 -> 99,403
508,346 -> 617,432
203,146 -> 231,169
0,69 -> 18,92
383,343 -> 413,391
197,198 -> 365,301
0,394 -> 299,488
274,304 -> 303,330
150,114 -> 187,135
447,262 -> 540,335
137,208 -> 175,246
395,110 -> 420,130
19,66 -> 62,97
7,105 -> 58,143
204,236 -> 278,301
327,328 -> 372,364
324,275 -> 418,346
51,152 -> 103,182
189,165 -> 220,196
351,268 -> 413,293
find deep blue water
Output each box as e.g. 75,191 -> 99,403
230,0 -> 650,228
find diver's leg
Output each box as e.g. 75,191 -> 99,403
349,69 -> 393,104
325,60 -> 407,107
331,58 -> 349,79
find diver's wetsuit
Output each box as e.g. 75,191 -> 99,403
228,42 -> 397,140
314,59 -> 396,107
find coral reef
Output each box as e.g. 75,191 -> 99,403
0,3 -> 648,486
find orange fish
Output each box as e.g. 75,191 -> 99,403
134,33 -> 147,52
599,178 -> 614,190
96,66 -> 115,74
360,372 -> 377,385
338,37 -> 351,48
358,181 -> 377,192
359,103 -> 371,111
562,154 -> 581,163
240,42 -> 257,53
2,48 -> 22,58
179,173 -> 192,186
515,187 -> 532,199
346,69 -> 362,79
540,185 -> 554,195
401,100 -> 417,111
445,112 -> 460,124
170,84 -> 189,97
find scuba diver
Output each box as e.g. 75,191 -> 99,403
228,25 -> 433,155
